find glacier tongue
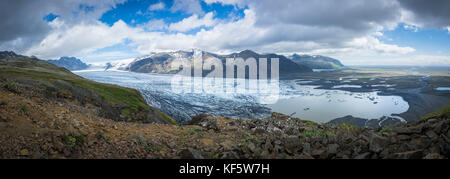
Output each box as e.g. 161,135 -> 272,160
74,58 -> 134,72
75,71 -> 272,123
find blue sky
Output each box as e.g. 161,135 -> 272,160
99,0 -> 245,28
381,23 -> 450,55
1,0 -> 450,65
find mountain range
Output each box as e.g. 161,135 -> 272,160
47,57 -> 89,71
289,54 -> 344,69
45,50 -> 345,76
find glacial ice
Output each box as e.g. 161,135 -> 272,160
75,71 -> 409,124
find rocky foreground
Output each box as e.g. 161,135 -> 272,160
0,52 -> 449,159
1,83 -> 449,159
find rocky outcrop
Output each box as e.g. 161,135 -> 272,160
185,112 -> 450,159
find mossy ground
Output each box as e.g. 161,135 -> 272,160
0,57 -> 175,124
422,105 -> 450,120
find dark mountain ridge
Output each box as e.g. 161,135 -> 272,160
47,56 -> 89,71
290,54 -> 344,69
127,49 -> 313,78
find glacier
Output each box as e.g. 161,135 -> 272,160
75,71 -> 409,124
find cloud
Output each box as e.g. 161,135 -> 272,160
171,0 -> 204,15
403,24 -> 419,32
24,7 -> 416,63
4,0 -> 450,65
203,0 -> 246,8
0,0 -> 124,52
140,19 -> 168,31
168,12 -> 216,32
148,2 -> 165,11
397,0 -> 450,28
26,19 -> 135,59
248,0 -> 401,31
346,36 -> 415,55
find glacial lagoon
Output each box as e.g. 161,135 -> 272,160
436,87 -> 450,91
76,71 -> 409,123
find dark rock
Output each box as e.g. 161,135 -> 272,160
302,143 -> 312,154
394,124 -> 423,134
423,153 -> 444,159
408,137 -> 432,149
247,142 -> 258,154
179,148 -> 204,159
354,152 -> 371,159
425,130 -> 439,141
327,115 -> 368,127
369,133 -> 388,153
393,135 -> 410,142
298,153 -> 314,159
284,136 -> 303,154
187,114 -> 220,132
312,149 -> 328,159
221,151 -> 239,159
263,138 -> 273,152
432,121 -> 445,132
251,127 -> 266,134
393,150 -> 423,159
0,115 -> 9,122
327,144 -> 339,156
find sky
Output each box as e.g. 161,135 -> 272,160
1,0 -> 450,66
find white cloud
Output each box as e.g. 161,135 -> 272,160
168,12 -> 216,32
397,0 -> 450,29
347,36 -> 415,55
140,19 -> 168,31
0,0 -> 126,52
26,7 -> 419,65
203,0 -> 246,8
148,2 -> 165,11
404,24 -> 419,32
171,0 -> 204,15
17,0 -> 450,66
374,32 -> 384,37
26,19 -> 136,59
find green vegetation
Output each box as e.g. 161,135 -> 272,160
422,105 -> 450,120
189,127 -> 204,135
62,133 -> 86,148
0,67 -> 148,114
0,56 -> 176,124
1,79 -> 21,94
380,126 -> 393,133
339,123 -> 358,132
299,119 -> 317,127
208,152 -> 220,159
159,111 -> 177,125
147,146 -> 163,152
243,132 -> 251,141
